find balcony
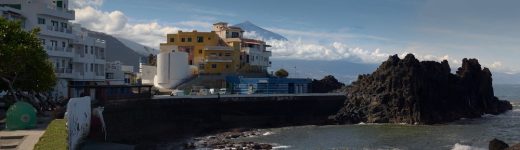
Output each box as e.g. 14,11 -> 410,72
224,38 -> 241,42
204,46 -> 233,51
37,25 -> 74,39
55,68 -> 73,78
204,56 -> 233,63
45,45 -> 73,58
39,4 -> 75,20
242,47 -> 272,57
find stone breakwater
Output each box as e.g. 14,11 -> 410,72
334,54 -> 512,124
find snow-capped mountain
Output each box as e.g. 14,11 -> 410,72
234,21 -> 288,41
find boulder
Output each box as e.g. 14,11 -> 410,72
334,54 -> 512,124
490,138 -> 509,150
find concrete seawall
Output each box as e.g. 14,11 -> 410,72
101,94 -> 346,144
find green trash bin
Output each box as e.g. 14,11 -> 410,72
6,101 -> 37,130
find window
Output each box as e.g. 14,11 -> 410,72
90,46 -> 93,54
211,64 -> 217,68
51,40 -> 57,48
231,32 -> 239,38
199,49 -> 202,54
181,38 -> 185,42
40,39 -> 45,45
187,38 -> 192,42
90,64 -> 93,72
189,60 -> 193,65
62,42 -> 66,48
226,64 -> 230,69
219,53 -> 222,56
225,53 -> 231,56
169,38 -> 174,42
197,36 -> 204,43
106,73 -> 114,79
208,37 -> 211,40
84,46 -> 88,54
51,20 -> 58,31
38,18 -> 45,24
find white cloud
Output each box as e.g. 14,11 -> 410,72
70,0 -> 104,9
72,4 -> 199,48
245,31 -> 458,64
267,28 -> 391,42
490,61 -> 502,69
174,21 -> 212,29
262,38 -> 390,64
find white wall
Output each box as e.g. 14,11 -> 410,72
66,96 -> 91,150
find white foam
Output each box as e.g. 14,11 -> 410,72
513,109 -> 520,112
482,114 -> 496,118
263,131 -> 275,136
451,143 -> 485,150
273,145 -> 291,149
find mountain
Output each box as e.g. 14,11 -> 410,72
234,21 -> 288,41
86,30 -> 158,71
269,59 -> 378,84
116,37 -> 158,56
492,72 -> 520,84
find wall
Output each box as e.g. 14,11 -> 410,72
100,94 -> 345,144
66,96 -> 91,150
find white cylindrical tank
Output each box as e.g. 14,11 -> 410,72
155,51 -> 190,89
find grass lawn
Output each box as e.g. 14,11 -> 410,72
34,119 -> 68,150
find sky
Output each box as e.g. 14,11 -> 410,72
71,0 -> 520,74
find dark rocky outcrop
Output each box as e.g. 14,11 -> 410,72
490,138 -> 509,150
489,138 -> 520,150
310,75 -> 345,93
334,54 -> 512,124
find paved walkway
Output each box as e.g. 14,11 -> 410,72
0,115 -> 52,150
0,129 -> 45,150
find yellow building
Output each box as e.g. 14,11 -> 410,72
160,30 -> 240,74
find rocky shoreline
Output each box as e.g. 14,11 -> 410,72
183,128 -> 274,150
334,54 -> 512,124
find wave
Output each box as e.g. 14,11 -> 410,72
272,145 -> 291,149
262,131 -> 275,136
451,143 -> 485,150
482,114 -> 496,118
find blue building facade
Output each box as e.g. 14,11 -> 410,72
226,76 -> 311,94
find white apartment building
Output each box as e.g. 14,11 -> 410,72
212,22 -> 272,72
241,38 -> 272,71
1,0 -> 107,99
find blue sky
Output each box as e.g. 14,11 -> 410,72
72,0 -> 520,74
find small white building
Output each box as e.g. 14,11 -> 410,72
154,45 -> 191,90
105,61 -> 135,85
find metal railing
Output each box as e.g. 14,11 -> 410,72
205,56 -> 233,60
55,68 -> 73,74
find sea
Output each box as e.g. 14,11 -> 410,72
233,84 -> 520,150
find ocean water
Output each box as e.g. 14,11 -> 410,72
234,84 -> 520,150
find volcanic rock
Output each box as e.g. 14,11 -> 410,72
334,54 -> 512,124
310,75 -> 345,93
